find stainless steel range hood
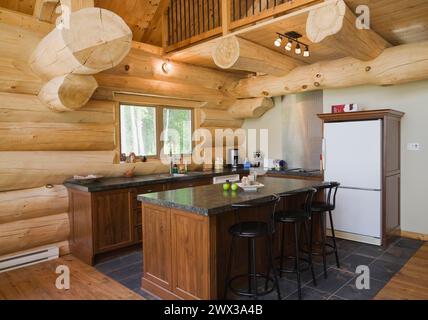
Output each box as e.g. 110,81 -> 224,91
282,91 -> 323,170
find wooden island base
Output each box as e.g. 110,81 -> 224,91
141,190 -> 323,300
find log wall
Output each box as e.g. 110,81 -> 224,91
0,11 -> 239,259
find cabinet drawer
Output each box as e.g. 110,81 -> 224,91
132,184 -> 165,210
167,178 -> 212,190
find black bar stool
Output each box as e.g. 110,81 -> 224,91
224,195 -> 282,300
275,188 -> 318,300
310,182 -> 341,278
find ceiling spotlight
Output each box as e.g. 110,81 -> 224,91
285,40 -> 292,51
274,36 -> 282,47
295,43 -> 302,55
162,60 -> 172,74
303,46 -> 310,57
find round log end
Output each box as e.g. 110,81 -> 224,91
62,8 -> 132,73
39,74 -> 98,112
306,0 -> 346,43
212,36 -> 241,70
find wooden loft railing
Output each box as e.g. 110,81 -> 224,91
163,0 -> 319,52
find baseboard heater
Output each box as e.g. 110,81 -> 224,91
0,246 -> 59,273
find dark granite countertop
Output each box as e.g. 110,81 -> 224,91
138,177 -> 326,216
64,168 -> 249,192
267,169 -> 323,179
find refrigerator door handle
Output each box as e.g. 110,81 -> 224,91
340,186 -> 382,192
322,138 -> 326,171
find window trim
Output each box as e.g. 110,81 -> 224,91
118,103 -> 195,159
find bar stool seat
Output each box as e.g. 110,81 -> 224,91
275,188 -> 318,300
311,202 -> 334,212
308,182 -> 341,278
224,195 -> 282,300
229,221 -> 269,238
276,210 -> 310,223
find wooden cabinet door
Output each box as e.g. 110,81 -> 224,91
142,204 -> 172,290
171,209 -> 211,300
92,189 -> 134,253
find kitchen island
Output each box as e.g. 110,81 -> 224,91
138,177 -> 325,300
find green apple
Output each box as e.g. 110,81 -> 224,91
223,183 -> 231,191
231,183 -> 239,191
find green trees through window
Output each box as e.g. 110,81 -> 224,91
120,104 -> 193,157
163,108 -> 192,155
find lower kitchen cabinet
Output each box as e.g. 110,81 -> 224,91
92,189 -> 134,253
68,188 -> 138,265
66,177 -> 213,265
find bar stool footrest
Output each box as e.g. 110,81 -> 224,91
227,273 -> 276,298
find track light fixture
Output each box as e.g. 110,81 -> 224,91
304,45 -> 310,57
295,43 -> 302,55
274,31 -> 310,58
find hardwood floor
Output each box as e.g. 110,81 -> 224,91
376,242 -> 428,300
0,255 -> 143,300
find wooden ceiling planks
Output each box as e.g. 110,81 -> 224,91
0,0 -> 36,15
346,0 -> 428,45
95,0 -> 164,44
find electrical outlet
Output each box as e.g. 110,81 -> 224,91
407,143 -> 421,151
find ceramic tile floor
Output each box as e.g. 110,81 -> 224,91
95,237 -> 425,300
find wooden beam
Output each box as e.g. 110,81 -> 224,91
0,151 -> 181,192
38,74 -> 98,112
200,109 -> 243,128
221,0 -> 231,36
0,122 -> 115,151
0,213 -> 69,256
0,93 -> 115,124
95,74 -> 235,109
60,0 -> 94,11
33,0 -> 94,23
228,98 -> 274,119
141,0 -> 169,43
102,46 -> 239,91
232,41 -> 428,98
33,0 -> 58,23
0,185 -> 68,224
29,7 -> 132,79
306,0 -> 390,61
212,35 -> 303,76
113,93 -> 207,109
0,7 -> 54,34
229,0 -> 320,31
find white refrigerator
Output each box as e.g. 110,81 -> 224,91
323,120 -> 382,245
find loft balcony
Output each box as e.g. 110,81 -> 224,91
163,0 -> 320,52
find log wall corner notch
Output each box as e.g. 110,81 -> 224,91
30,7 -> 132,112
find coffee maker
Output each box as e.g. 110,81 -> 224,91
228,148 -> 240,168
